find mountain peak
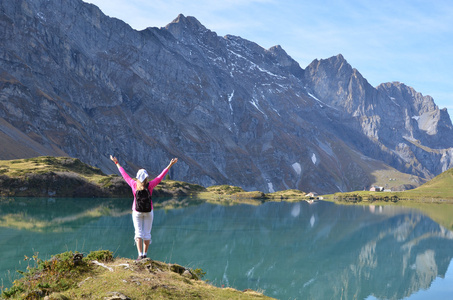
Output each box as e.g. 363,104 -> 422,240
268,45 -> 303,76
326,53 -> 349,67
307,53 -> 353,79
378,81 -> 437,113
268,45 -> 292,65
165,14 -> 207,38
168,14 -> 200,27
268,45 -> 287,57
335,53 -> 345,61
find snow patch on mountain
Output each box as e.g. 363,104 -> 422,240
292,162 -> 302,175
250,98 -> 266,116
307,92 -> 337,110
417,112 -> 438,135
227,49 -> 285,79
390,97 -> 401,107
311,153 -> 317,165
268,182 -> 275,193
228,91 -> 234,113
317,140 -> 334,158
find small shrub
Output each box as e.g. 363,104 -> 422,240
85,250 -> 113,262
1,285 -> 25,298
1,251 -> 94,298
191,268 -> 206,280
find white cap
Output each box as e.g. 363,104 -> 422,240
136,169 -> 149,182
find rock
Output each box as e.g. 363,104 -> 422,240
170,263 -> 186,275
73,253 -> 83,265
103,292 -> 131,300
44,294 -> 70,300
182,269 -> 194,279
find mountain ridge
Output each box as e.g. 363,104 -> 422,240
0,0 -> 452,194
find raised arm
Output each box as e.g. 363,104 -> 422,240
110,155 -> 135,187
166,158 -> 178,170
148,158 -> 178,189
110,155 -> 119,166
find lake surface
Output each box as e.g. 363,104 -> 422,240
1,197 -> 453,300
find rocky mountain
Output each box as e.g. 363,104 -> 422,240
1,0 -> 452,194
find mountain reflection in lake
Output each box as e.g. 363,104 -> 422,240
1,198 -> 452,300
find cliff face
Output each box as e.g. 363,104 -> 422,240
0,0 -> 452,193
305,55 -> 453,178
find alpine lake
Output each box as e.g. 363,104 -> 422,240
1,197 -> 452,300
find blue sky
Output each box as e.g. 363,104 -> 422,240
85,0 -> 452,119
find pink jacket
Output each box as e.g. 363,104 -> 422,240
118,166 -> 169,211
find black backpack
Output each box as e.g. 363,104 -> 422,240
135,187 -> 152,212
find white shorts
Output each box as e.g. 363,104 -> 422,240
132,210 -> 154,241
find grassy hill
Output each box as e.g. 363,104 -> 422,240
0,156 -> 127,198
331,167 -> 453,203
1,250 -> 272,300
406,167 -> 453,198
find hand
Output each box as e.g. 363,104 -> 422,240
168,158 -> 178,169
110,155 -> 118,164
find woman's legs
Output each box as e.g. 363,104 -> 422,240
135,238 -> 143,254
132,210 -> 154,258
142,210 -> 154,256
143,239 -> 150,255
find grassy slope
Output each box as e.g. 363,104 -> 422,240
0,156 -> 104,180
406,167 -> 453,198
330,167 -> 453,202
399,168 -> 453,230
1,250 -> 272,300
0,156 -> 121,197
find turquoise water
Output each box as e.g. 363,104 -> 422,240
1,197 -> 452,299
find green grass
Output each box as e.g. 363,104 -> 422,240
406,167 -> 453,198
207,185 -> 245,195
1,250 -> 273,300
0,156 -> 106,184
